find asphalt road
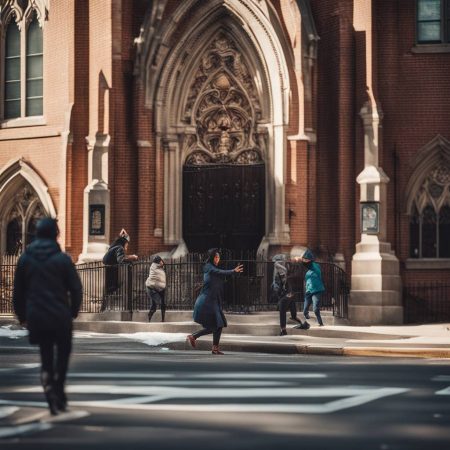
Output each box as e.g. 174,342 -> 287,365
1,331 -> 450,450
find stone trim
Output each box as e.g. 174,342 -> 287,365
405,258 -> 450,270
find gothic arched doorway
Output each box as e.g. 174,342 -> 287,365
181,34 -> 265,253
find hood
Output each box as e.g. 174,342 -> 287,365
302,248 -> 315,261
25,238 -> 61,262
272,254 -> 288,280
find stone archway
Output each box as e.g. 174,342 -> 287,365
181,34 -> 265,252
138,0 -> 295,255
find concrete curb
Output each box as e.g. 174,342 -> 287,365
342,347 -> 450,358
165,339 -> 449,358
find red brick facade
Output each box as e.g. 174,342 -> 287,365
0,0 -> 449,286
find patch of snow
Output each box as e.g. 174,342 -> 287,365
0,325 -> 28,339
117,332 -> 186,347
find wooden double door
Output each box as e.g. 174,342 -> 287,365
183,164 -> 265,253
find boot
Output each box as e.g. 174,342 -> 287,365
41,371 -> 58,416
148,310 -> 155,322
186,334 -> 196,348
212,345 -> 224,355
279,329 -> 288,336
54,374 -> 67,413
161,308 -> 166,323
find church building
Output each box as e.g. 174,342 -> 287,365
0,0 -> 449,323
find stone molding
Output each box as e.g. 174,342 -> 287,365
405,135 -> 450,214
137,0 -> 295,248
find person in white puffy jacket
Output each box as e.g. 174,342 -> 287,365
145,255 -> 166,322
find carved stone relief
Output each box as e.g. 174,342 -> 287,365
184,33 -> 263,165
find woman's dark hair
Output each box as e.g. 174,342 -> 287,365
153,255 -> 163,264
206,248 -> 220,264
111,236 -> 128,248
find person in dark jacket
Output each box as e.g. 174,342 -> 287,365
186,248 -> 243,355
272,254 -> 310,336
13,218 -> 82,415
101,229 -> 138,311
302,249 -> 325,326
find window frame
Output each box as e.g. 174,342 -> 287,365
1,9 -> 44,125
416,0 -> 450,44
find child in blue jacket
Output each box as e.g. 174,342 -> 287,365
302,249 -> 325,326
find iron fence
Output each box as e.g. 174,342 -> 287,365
403,282 -> 450,324
1,256 -> 349,318
0,254 -> 18,315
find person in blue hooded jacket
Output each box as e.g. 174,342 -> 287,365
302,249 -> 325,326
187,248 -> 243,355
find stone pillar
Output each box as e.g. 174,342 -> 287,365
349,103 -> 403,325
78,134 -> 111,262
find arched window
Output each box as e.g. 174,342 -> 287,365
408,161 -> 450,258
1,2 -> 47,121
6,218 -> 22,255
3,185 -> 46,255
26,15 -> 43,116
4,21 -> 21,119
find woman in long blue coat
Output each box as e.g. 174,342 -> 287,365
187,248 -> 243,354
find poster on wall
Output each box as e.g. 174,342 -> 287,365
89,204 -> 105,236
361,202 -> 379,234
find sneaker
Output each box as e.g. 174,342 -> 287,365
293,321 -> 310,330
279,329 -> 288,336
304,313 -> 310,320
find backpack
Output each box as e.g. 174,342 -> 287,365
102,245 -> 120,265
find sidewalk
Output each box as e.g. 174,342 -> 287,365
2,312 -> 450,358
71,311 -> 450,359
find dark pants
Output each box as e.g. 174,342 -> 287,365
37,328 -> 72,398
147,288 -> 166,313
101,265 -> 119,311
192,327 -> 223,346
278,295 -> 300,329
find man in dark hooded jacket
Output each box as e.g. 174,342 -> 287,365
13,218 -> 82,415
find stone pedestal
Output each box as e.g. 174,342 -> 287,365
349,165 -> 403,325
350,237 -> 403,325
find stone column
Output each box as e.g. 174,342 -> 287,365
78,134 -> 111,262
349,103 -> 403,325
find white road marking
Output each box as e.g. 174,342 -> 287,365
71,387 -> 408,414
0,423 -> 52,439
435,386 -> 450,395
193,372 -> 327,379
0,363 -> 40,373
68,371 -> 326,380
0,406 -> 18,419
432,375 -> 450,382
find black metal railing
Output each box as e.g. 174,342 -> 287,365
403,282 -> 450,324
1,256 -> 349,319
0,254 -> 18,315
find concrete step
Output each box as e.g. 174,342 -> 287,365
73,320 -> 407,340
78,310 -> 335,325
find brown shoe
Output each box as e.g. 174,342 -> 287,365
186,334 -> 196,348
212,345 -> 224,355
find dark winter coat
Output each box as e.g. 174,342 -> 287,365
193,262 -> 235,329
13,238 -> 82,344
